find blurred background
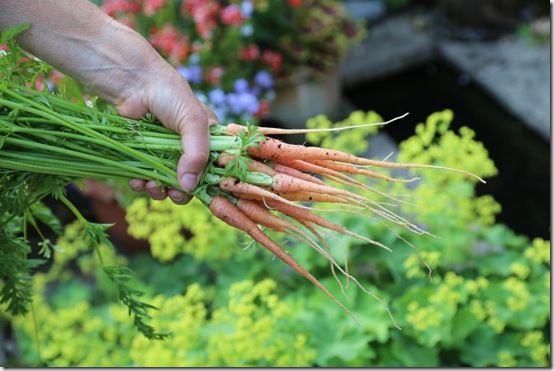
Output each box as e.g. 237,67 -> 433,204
1,0 -> 550,367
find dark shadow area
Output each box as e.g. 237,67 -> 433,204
344,59 -> 550,239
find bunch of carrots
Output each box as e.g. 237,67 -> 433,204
0,77 -> 486,324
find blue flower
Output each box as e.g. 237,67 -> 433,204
208,89 -> 226,106
241,0 -> 254,17
238,92 -> 259,114
254,70 -> 274,89
178,65 -> 203,84
234,78 -> 249,93
226,93 -> 243,115
241,24 -> 254,37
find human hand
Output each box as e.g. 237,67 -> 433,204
0,0 -> 217,204
118,66 -> 218,205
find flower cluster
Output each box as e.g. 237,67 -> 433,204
97,0 -> 284,123
94,0 -> 362,123
125,197 -> 239,262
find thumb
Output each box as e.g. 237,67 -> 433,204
175,105 -> 210,192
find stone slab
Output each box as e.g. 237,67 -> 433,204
340,15 -> 435,88
438,37 -> 550,139
340,14 -> 551,140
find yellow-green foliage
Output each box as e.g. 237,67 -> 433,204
4,110 -> 549,368
8,271 -> 315,366
131,279 -> 315,367
125,198 -> 239,262
306,110 -> 383,154
396,109 -> 500,226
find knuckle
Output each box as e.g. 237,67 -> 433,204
184,109 -> 208,128
186,150 -> 209,168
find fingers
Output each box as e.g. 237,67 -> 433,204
168,189 -> 191,205
128,179 -> 190,204
145,180 -> 167,200
128,178 -> 146,192
176,106 -> 210,192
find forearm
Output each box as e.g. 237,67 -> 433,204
0,0 -> 169,103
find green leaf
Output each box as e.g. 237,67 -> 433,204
450,308 -> 480,344
0,23 -> 31,44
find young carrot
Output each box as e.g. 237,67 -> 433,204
236,199 -> 291,233
208,196 -> 354,318
224,113 -> 408,136
277,191 -> 354,204
266,200 -> 392,252
218,154 -> 277,176
231,200 -> 389,320
271,173 -> 368,203
310,160 -> 419,183
219,177 -> 316,209
276,159 -> 404,204
274,163 -> 325,185
249,138 -> 485,183
235,199 -> 345,269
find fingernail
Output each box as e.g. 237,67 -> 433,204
180,173 -> 198,192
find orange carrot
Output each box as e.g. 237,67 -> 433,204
224,113 -> 408,136
271,173 -> 371,206
236,199 -> 289,233
208,196 -> 353,317
273,163 -> 325,185
218,154 -> 277,176
219,177 -> 316,210
310,160 -> 419,183
249,138 -> 485,183
266,200 -> 391,251
277,191 -> 353,204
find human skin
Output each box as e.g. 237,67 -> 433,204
0,0 -> 218,204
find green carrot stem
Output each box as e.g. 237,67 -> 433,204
0,91 -> 176,176
3,136 -> 177,186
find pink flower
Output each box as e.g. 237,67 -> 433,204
255,100 -> 271,118
221,4 -> 244,26
205,66 -> 225,85
143,0 -> 166,16
149,25 -> 180,55
169,41 -> 190,64
51,71 -> 65,85
101,0 -> 140,17
239,44 -> 260,61
149,24 -> 189,64
261,50 -> 283,73
0,44 -> 7,51
182,0 -> 220,39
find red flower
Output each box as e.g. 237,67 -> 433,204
205,66 -> 225,85
239,44 -> 260,61
169,41 -> 190,64
261,50 -> 283,73
101,0 -> 140,17
255,100 -> 271,118
51,71 -> 65,85
149,24 -> 190,64
287,0 -> 302,7
143,0 -> 166,16
221,4 -> 244,26
182,0 -> 220,39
